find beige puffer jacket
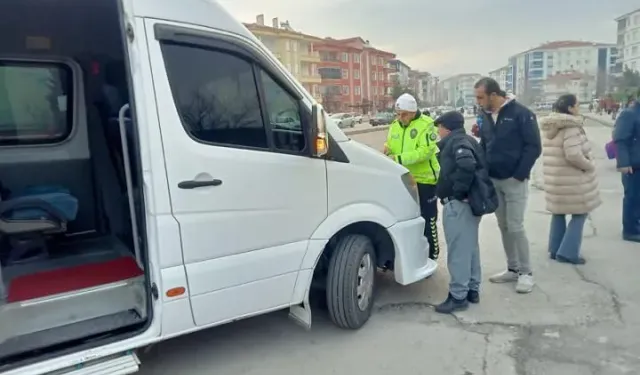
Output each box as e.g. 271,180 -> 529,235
539,113 -> 601,215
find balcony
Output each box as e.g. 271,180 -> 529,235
299,51 -> 321,62
298,73 -> 322,84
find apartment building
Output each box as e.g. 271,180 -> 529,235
542,72 -> 596,103
440,74 -> 482,107
245,15 -> 323,102
488,65 -> 512,92
616,8 -> 640,72
315,37 -> 395,113
507,41 -> 617,103
388,59 -> 411,86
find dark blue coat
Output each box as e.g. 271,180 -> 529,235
613,101 -> 640,169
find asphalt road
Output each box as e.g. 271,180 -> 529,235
138,117 -> 640,375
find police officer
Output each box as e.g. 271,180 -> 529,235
384,93 -> 441,260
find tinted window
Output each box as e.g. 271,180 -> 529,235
161,43 -> 267,149
260,71 -> 305,152
0,61 -> 72,145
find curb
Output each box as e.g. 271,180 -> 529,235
583,114 -> 614,128
344,125 -> 389,136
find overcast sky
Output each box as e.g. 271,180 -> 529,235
218,0 -> 637,76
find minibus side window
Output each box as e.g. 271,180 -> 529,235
161,42 -> 307,154
0,61 -> 73,146
259,70 -> 305,152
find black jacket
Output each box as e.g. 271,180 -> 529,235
478,100 -> 542,180
436,128 -> 482,201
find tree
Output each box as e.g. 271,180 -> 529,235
613,68 -> 640,100
391,81 -> 417,103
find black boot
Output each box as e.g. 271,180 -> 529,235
435,293 -> 469,314
467,290 -> 480,304
623,233 -> 640,243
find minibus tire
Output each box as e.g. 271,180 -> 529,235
326,234 -> 376,329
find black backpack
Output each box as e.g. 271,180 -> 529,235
465,137 -> 499,216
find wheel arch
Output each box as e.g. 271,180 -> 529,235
288,204 -> 397,327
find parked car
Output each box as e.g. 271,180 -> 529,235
352,113 -> 363,124
330,113 -> 356,128
370,112 -> 395,126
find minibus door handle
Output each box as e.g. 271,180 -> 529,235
178,179 -> 223,189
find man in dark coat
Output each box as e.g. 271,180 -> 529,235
433,111 -> 487,313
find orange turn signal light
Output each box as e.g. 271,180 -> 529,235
166,287 -> 186,298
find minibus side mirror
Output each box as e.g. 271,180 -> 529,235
310,103 -> 328,157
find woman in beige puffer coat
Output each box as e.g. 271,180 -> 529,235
539,94 -> 601,265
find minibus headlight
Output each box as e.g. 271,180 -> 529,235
401,172 -> 419,204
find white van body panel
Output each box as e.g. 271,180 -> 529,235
142,17 -> 328,328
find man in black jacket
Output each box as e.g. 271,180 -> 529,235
433,111 -> 485,314
474,77 -> 541,294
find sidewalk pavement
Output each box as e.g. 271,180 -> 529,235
583,113 -> 615,127
377,116 -> 640,374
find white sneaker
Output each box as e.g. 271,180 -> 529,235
489,270 -> 519,283
515,274 -> 535,294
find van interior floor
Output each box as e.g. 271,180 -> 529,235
0,236 -> 147,360
3,236 -> 143,302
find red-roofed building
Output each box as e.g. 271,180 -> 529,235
502,40 -> 618,103
314,37 -> 395,113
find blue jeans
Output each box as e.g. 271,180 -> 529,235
622,171 -> 640,235
548,214 -> 588,261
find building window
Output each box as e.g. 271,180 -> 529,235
354,54 -> 360,63
378,72 -> 384,80
373,86 -> 377,95
286,64 -> 292,72
378,57 -> 383,65
372,72 -> 377,81
292,41 -> 298,51
312,84 -> 318,96
633,46 -> 639,56
371,57 -> 376,66
0,61 -> 73,146
355,86 -> 361,95
354,70 -> 360,79
342,69 -> 348,79
341,53 -> 349,62
342,85 -> 349,95
318,67 -> 342,79
285,40 -> 290,51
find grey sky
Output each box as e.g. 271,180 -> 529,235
218,0 -> 637,76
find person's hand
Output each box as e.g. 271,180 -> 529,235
471,123 -> 480,137
618,167 -> 633,174
383,144 -> 389,155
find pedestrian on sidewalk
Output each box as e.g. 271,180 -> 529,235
539,94 -> 601,264
433,111 -> 495,313
473,77 -> 542,294
613,92 -> 640,243
384,93 -> 442,259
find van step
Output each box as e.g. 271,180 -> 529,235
0,310 -> 142,358
53,352 -> 140,375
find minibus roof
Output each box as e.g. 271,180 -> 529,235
129,0 -> 255,42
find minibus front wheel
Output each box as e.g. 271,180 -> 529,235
326,234 -> 376,329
